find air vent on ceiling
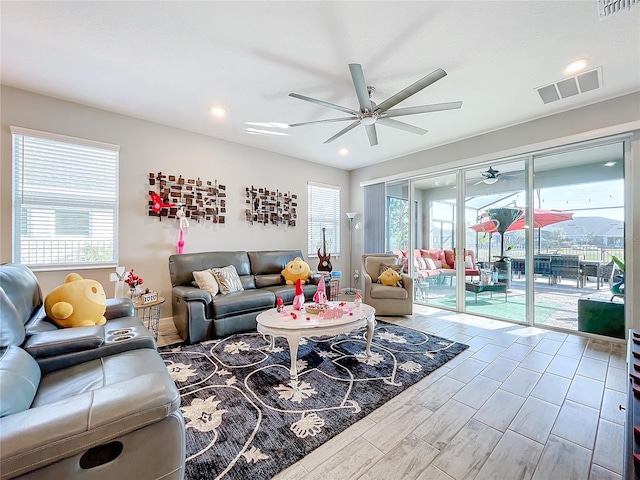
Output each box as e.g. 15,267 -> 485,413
536,67 -> 602,105
598,0 -> 638,19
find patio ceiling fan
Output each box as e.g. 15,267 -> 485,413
473,167 -> 521,185
287,64 -> 463,146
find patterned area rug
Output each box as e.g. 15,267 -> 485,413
158,321 -> 468,480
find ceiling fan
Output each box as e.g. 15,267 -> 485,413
473,167 -> 521,185
287,64 -> 463,146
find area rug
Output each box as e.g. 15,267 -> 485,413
158,321 -> 468,480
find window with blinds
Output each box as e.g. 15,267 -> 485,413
11,127 -> 119,269
307,182 -> 341,257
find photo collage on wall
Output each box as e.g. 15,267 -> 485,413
245,185 -> 297,227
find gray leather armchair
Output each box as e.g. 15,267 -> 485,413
0,264 -> 185,479
362,254 -> 413,316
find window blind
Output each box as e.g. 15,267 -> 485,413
12,127 -> 119,269
307,182 -> 341,257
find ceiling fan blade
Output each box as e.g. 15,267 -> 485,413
383,101 -> 463,118
374,68 -> 447,113
349,63 -> 372,112
289,93 -> 358,115
377,118 -> 427,135
365,124 -> 378,146
289,116 -> 358,127
323,120 -> 361,144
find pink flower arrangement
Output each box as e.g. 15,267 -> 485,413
125,269 -> 144,288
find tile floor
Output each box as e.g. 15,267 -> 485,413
157,304 -> 627,480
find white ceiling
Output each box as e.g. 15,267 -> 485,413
2,1 -> 639,171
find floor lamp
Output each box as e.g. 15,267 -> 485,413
343,212 -> 361,295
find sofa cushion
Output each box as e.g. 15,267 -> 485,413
211,266 -> 244,294
211,290 -> 275,319
369,284 -> 409,300
0,289 -> 26,348
364,256 -> 400,283
255,274 -> 285,288
263,283 -> 317,304
423,257 -> 437,270
192,269 -> 219,297
0,264 -> 43,328
169,251 -> 252,287
0,346 -> 41,417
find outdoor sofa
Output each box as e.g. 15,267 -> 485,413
169,250 -> 318,344
392,249 -> 480,282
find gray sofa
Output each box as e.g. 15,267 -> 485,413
0,263 -> 185,480
169,250 -> 319,344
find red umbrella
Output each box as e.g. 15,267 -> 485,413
469,208 -> 573,233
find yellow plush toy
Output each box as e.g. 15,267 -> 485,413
379,268 -> 402,287
44,273 -> 107,328
281,257 -> 312,285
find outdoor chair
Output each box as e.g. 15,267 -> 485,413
550,255 -> 583,287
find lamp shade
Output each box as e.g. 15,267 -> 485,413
346,212 -> 357,220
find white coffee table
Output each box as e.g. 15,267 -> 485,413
256,301 -> 376,380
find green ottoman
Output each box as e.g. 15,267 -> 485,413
577,298 -> 625,339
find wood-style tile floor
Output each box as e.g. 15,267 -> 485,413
156,304 -> 626,480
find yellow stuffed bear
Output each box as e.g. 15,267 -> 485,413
379,268 -> 402,287
45,273 -> 107,328
281,257 -> 312,285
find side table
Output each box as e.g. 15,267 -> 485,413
133,296 -> 165,340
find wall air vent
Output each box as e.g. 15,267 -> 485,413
598,0 -> 638,19
536,67 -> 603,105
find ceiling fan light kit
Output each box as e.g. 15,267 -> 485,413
288,63 -> 463,146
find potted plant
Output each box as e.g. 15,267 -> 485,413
610,255 -> 625,299
487,207 -> 522,287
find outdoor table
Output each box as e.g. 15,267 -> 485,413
580,260 -> 604,289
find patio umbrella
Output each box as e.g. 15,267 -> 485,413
469,208 -> 574,251
469,208 -> 574,233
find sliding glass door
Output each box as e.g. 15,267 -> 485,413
383,136 -> 627,340
531,142 -> 625,338
464,159 -> 528,323
409,173 -> 457,309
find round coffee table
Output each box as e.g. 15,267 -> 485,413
256,301 -> 376,380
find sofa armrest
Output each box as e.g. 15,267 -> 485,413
0,372 -> 180,479
173,285 -> 212,303
105,298 -> 134,319
401,274 -> 414,292
23,327 -> 105,359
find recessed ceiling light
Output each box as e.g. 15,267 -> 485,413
210,107 -> 226,117
339,148 -> 348,156
564,59 -> 588,74
604,161 -> 617,167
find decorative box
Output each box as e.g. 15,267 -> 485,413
142,291 -> 158,304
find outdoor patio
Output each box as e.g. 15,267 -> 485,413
421,274 -> 619,332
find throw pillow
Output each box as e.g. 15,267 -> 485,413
424,257 -> 437,270
211,265 -> 244,294
433,260 -> 443,269
465,255 -> 474,269
192,269 -> 219,297
416,257 -> 427,270
378,263 -> 402,282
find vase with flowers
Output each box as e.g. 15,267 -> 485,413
125,269 -> 144,302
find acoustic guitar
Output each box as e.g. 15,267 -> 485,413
317,227 -> 332,272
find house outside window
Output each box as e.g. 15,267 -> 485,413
11,127 -> 119,269
307,182 -> 341,259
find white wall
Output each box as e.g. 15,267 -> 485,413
350,92 -> 640,325
1,86 -> 351,317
